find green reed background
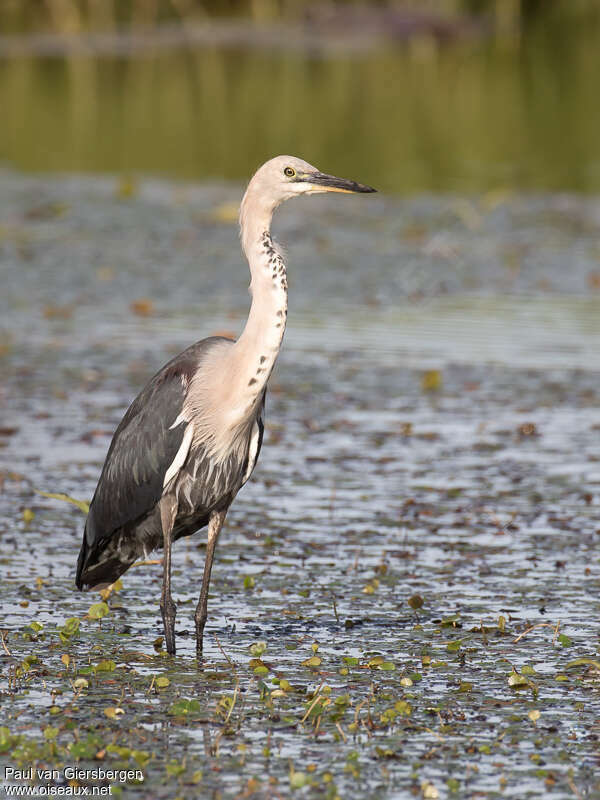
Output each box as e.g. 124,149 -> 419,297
1,1 -> 599,192
1,1 -> 600,32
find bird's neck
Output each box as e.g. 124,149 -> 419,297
232,215 -> 288,419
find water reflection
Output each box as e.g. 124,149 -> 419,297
1,20 -> 599,192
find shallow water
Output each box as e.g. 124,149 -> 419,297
0,172 -> 599,799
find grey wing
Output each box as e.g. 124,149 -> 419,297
76,337 -> 229,588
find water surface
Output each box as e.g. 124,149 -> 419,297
0,172 -> 599,799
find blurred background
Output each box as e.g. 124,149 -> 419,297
1,0 -> 600,193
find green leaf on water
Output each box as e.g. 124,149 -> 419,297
22,654 -> 38,671
59,618 -> 81,645
166,760 -> 186,778
96,660 -> 116,672
441,615 -> 461,628
558,633 -> 572,647
132,751 -> 151,767
69,734 -> 104,760
29,621 -> 43,632
168,699 -> 202,716
394,700 -> 412,716
334,694 -> 350,706
565,658 -> 600,671
155,676 -> 170,688
250,641 -> 267,657
243,575 -> 255,590
446,640 -> 461,652
35,490 -> 90,514
88,602 -> 109,620
302,656 -> 322,668
106,744 -> 131,759
421,369 -> 442,392
290,771 -> 308,789
508,670 -> 529,688
0,728 -> 18,754
60,617 -> 80,639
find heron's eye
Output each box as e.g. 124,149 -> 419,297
284,166 -> 296,178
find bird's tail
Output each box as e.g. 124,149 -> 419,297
75,531 -> 89,590
76,521 -> 139,591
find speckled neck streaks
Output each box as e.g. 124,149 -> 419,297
241,230 -> 288,390
261,230 -> 288,292
226,224 -> 288,437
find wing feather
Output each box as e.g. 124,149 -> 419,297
76,337 -> 231,588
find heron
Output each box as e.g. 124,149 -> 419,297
76,155 -> 375,657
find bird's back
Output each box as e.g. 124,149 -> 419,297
76,336 -> 264,590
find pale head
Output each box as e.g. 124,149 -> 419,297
246,155 -> 375,204
239,155 -> 376,253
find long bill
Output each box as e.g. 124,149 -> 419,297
303,171 -> 377,194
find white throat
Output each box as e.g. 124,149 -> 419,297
229,185 -> 289,424
233,230 -> 288,410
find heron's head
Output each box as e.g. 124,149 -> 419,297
240,156 -> 375,254
247,155 -> 376,207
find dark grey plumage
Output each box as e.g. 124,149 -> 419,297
76,336 -> 264,591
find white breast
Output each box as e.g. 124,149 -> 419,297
241,420 -> 261,486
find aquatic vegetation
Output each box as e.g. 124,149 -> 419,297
1,174 -> 599,798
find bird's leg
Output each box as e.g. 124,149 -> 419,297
159,494 -> 178,655
195,508 -> 227,660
